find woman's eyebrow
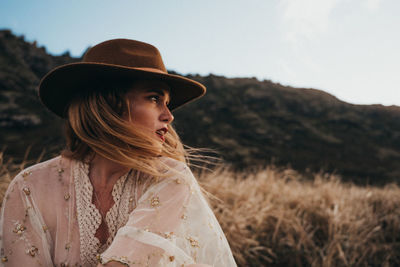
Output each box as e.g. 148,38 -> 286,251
145,89 -> 171,102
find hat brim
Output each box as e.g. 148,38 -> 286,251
39,62 -> 206,118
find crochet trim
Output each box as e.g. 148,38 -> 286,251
73,160 -> 135,265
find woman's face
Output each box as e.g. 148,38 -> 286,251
124,80 -> 174,143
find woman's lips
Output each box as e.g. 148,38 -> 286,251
156,132 -> 165,142
155,128 -> 167,142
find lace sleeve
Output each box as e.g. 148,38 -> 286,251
100,158 -> 237,267
0,172 -> 53,266
100,164 -> 192,266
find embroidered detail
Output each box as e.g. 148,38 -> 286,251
164,231 -> 174,239
150,196 -> 160,207
24,207 -> 31,217
27,246 -> 38,257
13,223 -> 26,235
22,171 -> 32,178
22,187 -> 31,195
187,236 -> 200,248
57,166 -> 64,183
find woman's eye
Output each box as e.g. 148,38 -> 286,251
149,95 -> 159,102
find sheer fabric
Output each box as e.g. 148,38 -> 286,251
0,156 -> 237,266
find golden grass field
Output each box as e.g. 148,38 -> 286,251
1,152 -> 400,266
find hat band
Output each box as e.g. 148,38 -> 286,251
134,67 -> 167,74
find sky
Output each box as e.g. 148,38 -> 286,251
1,0 -> 399,106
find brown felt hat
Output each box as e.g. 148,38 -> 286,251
38,38 -> 206,118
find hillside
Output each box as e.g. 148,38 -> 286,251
174,75 -> 400,184
0,30 -> 79,159
1,29 -> 400,184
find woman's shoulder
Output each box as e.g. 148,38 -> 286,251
3,156 -> 71,206
159,156 -> 188,170
155,157 -> 203,194
11,155 -> 71,187
159,157 -> 193,180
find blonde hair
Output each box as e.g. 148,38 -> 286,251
62,81 -> 186,177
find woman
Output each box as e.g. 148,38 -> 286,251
0,39 -> 237,266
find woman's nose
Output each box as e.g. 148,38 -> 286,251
160,106 -> 174,123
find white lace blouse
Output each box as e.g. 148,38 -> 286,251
0,156 -> 237,266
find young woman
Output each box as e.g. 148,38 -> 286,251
0,39 -> 237,266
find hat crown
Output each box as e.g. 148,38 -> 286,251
39,38 -> 206,118
83,39 -> 167,73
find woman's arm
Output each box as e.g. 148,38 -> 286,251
98,159 -> 223,266
99,164 -> 193,266
0,174 -> 53,266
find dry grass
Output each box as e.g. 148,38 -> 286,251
1,157 -> 400,266
0,148 -> 45,206
0,152 -> 24,205
199,167 -> 400,267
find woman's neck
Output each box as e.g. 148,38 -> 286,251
88,154 -> 130,192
